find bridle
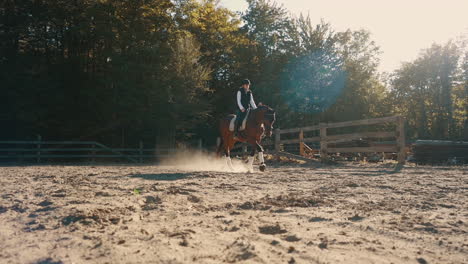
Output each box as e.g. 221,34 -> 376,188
263,111 -> 275,131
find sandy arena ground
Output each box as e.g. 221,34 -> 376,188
0,156 -> 467,264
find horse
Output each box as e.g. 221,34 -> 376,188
217,104 -> 276,172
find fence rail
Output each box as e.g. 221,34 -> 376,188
0,139 -> 185,163
273,116 -> 406,164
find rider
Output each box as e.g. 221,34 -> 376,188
234,79 -> 257,138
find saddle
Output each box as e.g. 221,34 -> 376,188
229,109 -> 250,132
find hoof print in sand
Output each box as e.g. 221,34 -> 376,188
227,226 -> 240,232
62,207 -> 132,227
62,215 -> 86,226
416,257 -> 428,264
309,217 -> 332,222
345,182 -> 360,188
237,201 -> 271,210
51,190 -> 66,197
225,239 -> 257,263
34,258 -> 63,264
347,214 -> 365,222
187,195 -> 201,203
142,195 -> 162,210
271,208 -> 293,213
283,235 -> 301,242
167,186 -> 194,195
259,224 -> 287,235
25,223 -> 46,232
262,194 -> 326,208
318,241 -> 328,249
38,200 -> 53,207
35,206 -> 56,212
11,205 -> 27,213
166,229 -> 194,247
95,191 -> 111,197
179,238 -> 189,247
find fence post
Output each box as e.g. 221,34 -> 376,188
139,141 -> 143,163
274,128 -> 281,152
397,117 -> 406,165
299,129 -> 304,156
36,135 -> 42,163
320,124 -> 328,162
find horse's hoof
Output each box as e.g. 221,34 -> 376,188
259,163 -> 266,172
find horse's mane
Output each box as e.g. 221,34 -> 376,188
256,104 -> 274,113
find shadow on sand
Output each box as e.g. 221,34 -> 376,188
34,258 -> 63,264
346,164 -> 404,176
129,173 -> 191,181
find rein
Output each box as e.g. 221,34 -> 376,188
248,107 -> 275,132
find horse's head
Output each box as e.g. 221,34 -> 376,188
258,104 -> 276,137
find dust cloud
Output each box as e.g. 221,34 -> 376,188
159,149 -> 248,172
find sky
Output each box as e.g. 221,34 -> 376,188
219,0 -> 468,73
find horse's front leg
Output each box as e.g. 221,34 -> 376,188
256,142 -> 266,172
247,141 -> 265,172
225,154 -> 234,171
223,139 -> 235,171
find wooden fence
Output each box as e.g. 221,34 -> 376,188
0,139 -> 184,163
271,116 -> 406,164
4,117 -> 405,164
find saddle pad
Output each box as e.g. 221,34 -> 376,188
229,109 -> 250,132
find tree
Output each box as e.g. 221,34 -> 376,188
329,29 -> 387,121
162,33 -> 212,139
455,51 -> 468,139
390,41 -> 463,139
172,0 -> 249,116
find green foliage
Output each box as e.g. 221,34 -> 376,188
1,0 -> 466,145
164,33 -> 212,134
389,41 -> 466,139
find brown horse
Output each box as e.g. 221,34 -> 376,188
217,104 -> 276,172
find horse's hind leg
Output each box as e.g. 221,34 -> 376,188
216,137 -> 223,157
223,139 -> 235,171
